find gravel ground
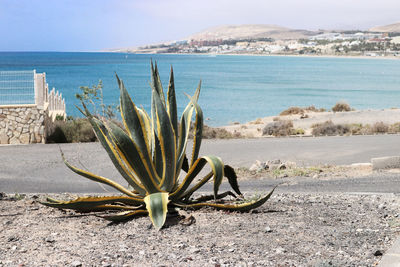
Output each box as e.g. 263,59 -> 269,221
1,192 -> 400,266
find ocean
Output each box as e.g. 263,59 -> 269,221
1,52 -> 400,126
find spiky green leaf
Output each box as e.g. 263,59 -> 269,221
176,187 -> 276,211
144,192 -> 169,230
152,83 -> 176,191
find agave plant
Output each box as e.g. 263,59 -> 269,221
42,63 -> 275,230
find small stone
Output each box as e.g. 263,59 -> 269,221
264,226 -> 273,233
275,247 -> 286,254
190,248 -> 201,253
70,261 -> 82,267
249,163 -> 260,172
45,237 -> 55,243
278,164 -> 286,170
374,250 -> 383,256
8,236 -> 19,242
378,204 -> 386,210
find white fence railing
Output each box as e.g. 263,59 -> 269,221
34,71 -> 66,120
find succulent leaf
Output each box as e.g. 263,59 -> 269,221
166,66 -> 178,144
102,209 -> 148,222
61,152 -> 138,197
104,121 -> 162,193
189,82 -> 204,166
176,187 -> 276,211
224,165 -> 242,196
144,192 -> 169,230
79,103 -> 146,195
152,83 -> 176,191
151,62 -> 166,105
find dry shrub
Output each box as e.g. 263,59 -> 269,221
280,105 -> 326,116
249,118 -> 263,125
47,118 -> 97,143
311,120 -> 350,136
262,120 -> 295,137
332,102 -> 351,112
304,105 -> 326,112
273,117 -> 280,121
389,123 -> 400,133
294,128 -> 305,135
189,124 -> 241,139
371,122 -> 389,133
279,107 -> 304,116
348,123 -> 363,135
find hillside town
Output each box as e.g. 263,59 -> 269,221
128,31 -> 400,57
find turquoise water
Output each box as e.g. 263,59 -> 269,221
1,52 -> 400,126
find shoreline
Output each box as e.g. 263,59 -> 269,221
118,51 -> 400,60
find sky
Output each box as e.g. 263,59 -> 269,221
0,0 -> 399,51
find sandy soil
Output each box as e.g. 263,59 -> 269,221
1,192 -> 400,266
222,109 -> 400,138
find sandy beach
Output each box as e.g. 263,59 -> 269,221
222,108 -> 400,138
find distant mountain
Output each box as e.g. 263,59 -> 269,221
369,22 -> 400,32
187,24 -> 317,41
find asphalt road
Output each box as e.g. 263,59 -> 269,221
1,134 -> 400,193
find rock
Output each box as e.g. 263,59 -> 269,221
264,226 -> 272,233
8,236 -> 19,242
278,164 -> 286,170
19,133 -> 30,144
268,159 -> 281,165
269,164 -> 280,170
9,137 -> 20,145
0,133 -> 9,144
45,236 -> 56,243
249,160 -> 268,172
249,164 -> 260,172
180,215 -> 196,226
71,261 -> 82,267
275,247 -> 286,254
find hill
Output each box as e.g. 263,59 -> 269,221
369,22 -> 400,32
187,24 -> 316,41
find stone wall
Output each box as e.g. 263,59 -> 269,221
0,105 -> 46,145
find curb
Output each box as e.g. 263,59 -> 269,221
378,236 -> 400,267
371,156 -> 400,170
